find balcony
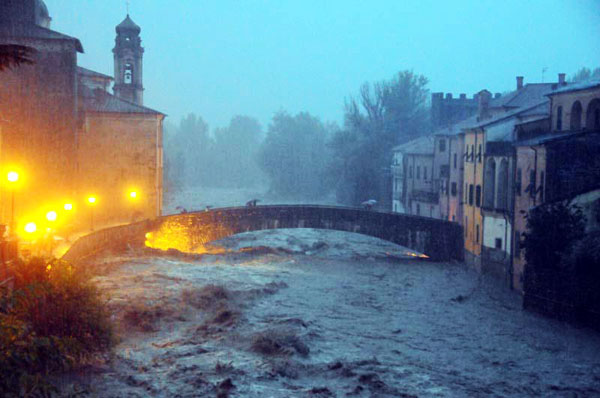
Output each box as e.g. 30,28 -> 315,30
409,190 -> 439,204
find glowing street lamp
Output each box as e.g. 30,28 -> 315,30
7,171 -> 19,236
87,196 -> 97,231
129,190 -> 138,200
63,203 -> 73,211
46,211 -> 57,222
24,222 -> 36,234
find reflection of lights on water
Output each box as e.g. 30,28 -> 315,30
144,220 -> 229,255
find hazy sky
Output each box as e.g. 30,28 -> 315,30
46,0 -> 600,130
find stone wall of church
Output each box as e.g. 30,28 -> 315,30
0,37 -> 79,225
78,112 -> 163,228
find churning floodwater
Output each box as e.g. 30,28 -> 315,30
68,229 -> 600,397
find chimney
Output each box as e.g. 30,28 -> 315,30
478,89 -> 492,120
516,76 -> 524,90
558,73 -> 566,85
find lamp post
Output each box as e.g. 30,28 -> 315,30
128,190 -> 140,222
87,196 -> 97,231
7,171 -> 19,236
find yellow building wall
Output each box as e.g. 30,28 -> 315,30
77,113 -> 163,229
462,130 -> 484,259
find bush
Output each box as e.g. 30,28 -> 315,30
522,202 -> 586,270
0,258 -> 114,397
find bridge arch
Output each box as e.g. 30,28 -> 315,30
63,205 -> 464,263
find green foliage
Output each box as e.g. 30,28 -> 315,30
0,258 -> 114,397
522,202 -> 586,270
259,111 -> 334,200
329,70 -> 430,206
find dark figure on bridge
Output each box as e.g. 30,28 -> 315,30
361,199 -> 377,210
246,199 -> 260,207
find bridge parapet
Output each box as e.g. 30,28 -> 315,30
62,205 -> 464,263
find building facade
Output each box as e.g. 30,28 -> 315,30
0,1 -> 164,234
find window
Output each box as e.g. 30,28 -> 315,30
478,144 -> 482,163
495,238 -> 502,250
539,171 -> 545,202
439,139 -> 446,152
514,230 -> 521,258
440,165 -> 450,178
515,168 -> 522,195
409,166 -> 413,178
124,63 -> 133,84
416,203 -> 420,216
476,185 -> 481,207
556,106 -> 563,130
470,145 -> 475,162
484,158 -> 496,208
452,214 -> 455,221
423,166 -> 427,180
465,183 -> 468,202
451,182 -> 457,196
465,217 -> 468,237
476,224 -> 480,243
497,159 -> 509,210
529,170 -> 536,198
454,153 -> 457,169
571,101 -> 582,131
417,166 -> 421,179
469,184 -> 474,205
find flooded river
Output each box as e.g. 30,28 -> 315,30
70,229 -> 600,397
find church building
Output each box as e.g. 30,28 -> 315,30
0,0 -> 164,233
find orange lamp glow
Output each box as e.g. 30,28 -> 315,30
24,222 -> 37,234
7,171 -> 19,183
129,191 -> 138,199
87,196 -> 97,205
46,211 -> 57,222
64,203 -> 73,211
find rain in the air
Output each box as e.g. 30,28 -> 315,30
0,1 -> 599,396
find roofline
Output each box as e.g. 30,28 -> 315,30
0,22 -> 84,53
546,83 -> 600,96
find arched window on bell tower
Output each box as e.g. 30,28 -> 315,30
124,63 -> 133,84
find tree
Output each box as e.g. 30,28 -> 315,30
569,67 -> 600,83
522,202 -> 585,270
329,70 -> 430,206
212,116 -> 264,188
0,44 -> 35,71
259,111 -> 332,200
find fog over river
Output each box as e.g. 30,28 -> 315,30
68,228 -> 600,397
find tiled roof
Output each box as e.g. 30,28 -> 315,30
0,22 -> 83,52
547,80 -> 600,96
77,66 -> 112,81
393,135 -> 434,155
81,88 -> 164,115
490,83 -> 556,109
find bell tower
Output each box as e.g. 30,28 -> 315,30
113,14 -> 144,105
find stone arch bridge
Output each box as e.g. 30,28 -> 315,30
62,205 -> 464,263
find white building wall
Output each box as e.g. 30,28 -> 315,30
483,215 -> 512,252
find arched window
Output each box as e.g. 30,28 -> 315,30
124,63 -> 133,84
586,98 -> 600,130
484,158 -> 496,208
556,106 -> 563,130
497,159 -> 509,210
570,101 -> 582,131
